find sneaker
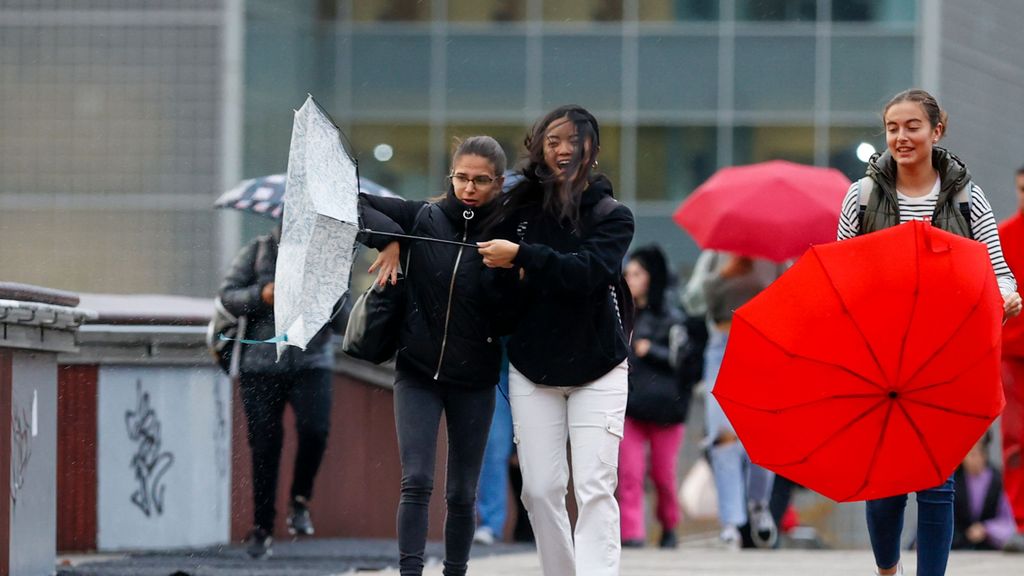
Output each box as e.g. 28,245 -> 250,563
749,503 -> 778,549
720,525 -> 741,552
659,529 -> 678,549
473,526 -> 496,546
1004,532 -> 1024,553
622,538 -> 645,548
287,496 -> 314,536
244,526 -> 273,559
874,563 -> 903,575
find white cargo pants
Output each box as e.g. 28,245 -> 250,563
509,360 -> 628,576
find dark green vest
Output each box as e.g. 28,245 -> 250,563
858,148 -> 973,239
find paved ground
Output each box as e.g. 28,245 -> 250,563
58,537 -> 1024,575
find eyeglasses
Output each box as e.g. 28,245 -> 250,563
448,174 -> 498,187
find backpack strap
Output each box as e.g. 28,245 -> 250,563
855,177 -> 873,233
588,195 -> 635,340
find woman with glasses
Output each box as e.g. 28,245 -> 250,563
478,105 -> 634,576
358,136 -> 511,576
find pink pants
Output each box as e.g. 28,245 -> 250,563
617,417 -> 686,540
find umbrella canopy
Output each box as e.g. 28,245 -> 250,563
712,220 -> 1004,502
673,160 -> 849,262
215,173 -> 397,219
274,95 -> 360,356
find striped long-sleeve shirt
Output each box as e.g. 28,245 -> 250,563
837,177 -> 1017,296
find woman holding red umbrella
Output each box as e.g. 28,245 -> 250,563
837,89 -> 1021,576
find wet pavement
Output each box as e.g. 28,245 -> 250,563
57,536 -> 1024,575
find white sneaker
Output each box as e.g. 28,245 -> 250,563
473,526 -> 496,546
874,563 -> 903,575
719,525 -> 741,552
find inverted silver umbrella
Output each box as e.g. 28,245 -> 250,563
274,95 -> 360,357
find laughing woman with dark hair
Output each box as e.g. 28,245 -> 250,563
478,105 -> 635,576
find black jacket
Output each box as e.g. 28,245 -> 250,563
487,174 -> 635,387
626,305 -> 692,424
359,191 -> 505,388
218,228 -> 336,374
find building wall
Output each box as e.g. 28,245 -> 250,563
0,1 -> 228,297
938,0 -> 1024,218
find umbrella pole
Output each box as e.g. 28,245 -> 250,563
360,229 -> 479,249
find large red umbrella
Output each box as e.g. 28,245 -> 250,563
712,220 -> 1004,502
673,160 -> 849,262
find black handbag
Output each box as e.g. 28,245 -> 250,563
341,203 -> 430,364
341,278 -> 406,364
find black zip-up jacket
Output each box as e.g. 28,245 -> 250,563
218,228 -> 336,374
359,190 -> 506,388
487,173 -> 635,387
626,305 -> 692,424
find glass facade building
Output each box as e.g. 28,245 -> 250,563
244,0 -> 919,272
2,1 -> 1022,297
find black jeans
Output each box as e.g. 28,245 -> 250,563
394,370 -> 496,576
239,368 -> 332,532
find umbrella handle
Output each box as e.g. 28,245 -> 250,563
361,229 -> 478,249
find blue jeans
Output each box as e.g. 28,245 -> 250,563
476,370 -> 513,537
866,477 -> 955,576
703,324 -> 774,528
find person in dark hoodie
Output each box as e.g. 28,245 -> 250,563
835,89 -> 1021,576
617,244 -> 691,550
219,224 -> 341,559
478,105 -> 635,576
358,136 -> 508,576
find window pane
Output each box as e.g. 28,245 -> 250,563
543,0 -> 623,22
733,126 -> 815,165
350,124 -> 431,199
832,0 -> 916,23
636,126 -> 717,201
829,126 -> 883,181
734,36 -> 815,112
351,33 -> 431,112
352,0 -> 432,22
736,0 -> 816,21
449,0 -> 525,21
446,35 -> 527,111
542,36 -> 622,111
639,0 -> 719,21
830,35 -> 914,112
638,36 -> 718,111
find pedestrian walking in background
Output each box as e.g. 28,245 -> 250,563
996,165 -> 1024,552
836,88 -> 1021,576
219,224 -> 340,559
359,136 -> 509,576
478,105 -> 635,576
684,250 -> 784,551
473,348 -> 512,547
951,433 -> 1018,551
617,244 -> 693,549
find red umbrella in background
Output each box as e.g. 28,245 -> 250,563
712,221 -> 1004,502
674,160 -> 849,262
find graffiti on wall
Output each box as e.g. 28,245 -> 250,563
125,380 -> 174,517
10,405 -> 31,509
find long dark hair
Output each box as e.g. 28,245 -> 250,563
522,105 -> 602,226
628,244 -> 669,314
